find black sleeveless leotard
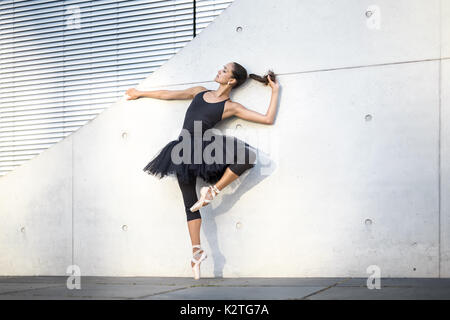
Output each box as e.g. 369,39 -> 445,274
143,90 -> 256,184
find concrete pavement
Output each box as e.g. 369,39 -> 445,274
0,276 -> 450,300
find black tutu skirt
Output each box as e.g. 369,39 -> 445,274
143,134 -> 256,184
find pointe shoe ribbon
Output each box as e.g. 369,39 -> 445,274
191,244 -> 207,280
189,184 -> 220,212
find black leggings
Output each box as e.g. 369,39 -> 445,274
177,162 -> 255,222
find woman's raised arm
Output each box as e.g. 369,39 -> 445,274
231,75 -> 279,125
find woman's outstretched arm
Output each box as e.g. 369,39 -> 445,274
125,86 -> 207,101
230,75 -> 280,125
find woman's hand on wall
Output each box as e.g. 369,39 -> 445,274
125,88 -> 142,100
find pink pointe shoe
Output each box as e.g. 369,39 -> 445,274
189,184 -> 220,212
191,245 -> 207,280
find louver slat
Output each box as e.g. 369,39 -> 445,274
0,0 -> 233,176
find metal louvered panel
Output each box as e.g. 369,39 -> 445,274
0,0 -> 234,177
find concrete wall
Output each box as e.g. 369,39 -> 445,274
1,0 -> 449,278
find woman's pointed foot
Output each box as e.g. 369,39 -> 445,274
189,185 -> 220,212
191,245 -> 207,280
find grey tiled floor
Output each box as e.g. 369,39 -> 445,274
0,276 -> 449,300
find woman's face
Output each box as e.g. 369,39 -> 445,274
215,62 -> 234,86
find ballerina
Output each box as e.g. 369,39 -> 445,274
126,62 -> 280,279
